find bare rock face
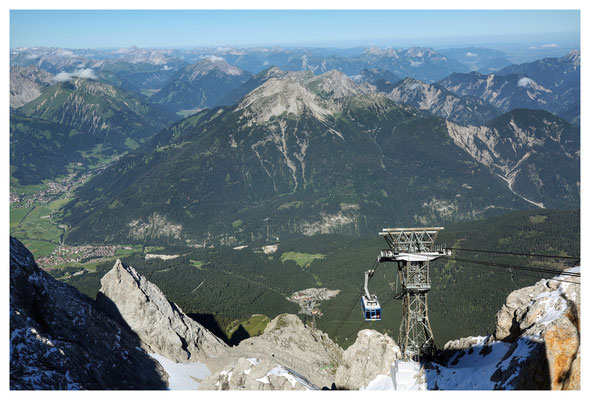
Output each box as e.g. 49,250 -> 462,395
205,313 -> 343,390
443,336 -> 486,352
10,65 -> 53,108
9,237 -> 167,390
96,259 -> 227,363
234,314 -> 342,388
200,357 -> 317,390
335,329 -> 401,390
493,281 -> 548,342
492,268 -> 580,390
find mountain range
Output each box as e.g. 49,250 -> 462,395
17,77 -> 173,150
151,57 -> 252,116
377,77 -> 500,125
437,50 -> 580,124
57,69 -> 579,247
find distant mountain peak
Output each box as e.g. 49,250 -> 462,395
564,49 -> 580,66
189,57 -> 245,78
303,69 -> 372,99
237,77 -> 335,124
235,69 -> 375,124
364,45 -> 400,58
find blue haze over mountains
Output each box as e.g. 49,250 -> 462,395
9,42 -> 580,247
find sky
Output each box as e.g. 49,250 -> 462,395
10,9 -> 580,49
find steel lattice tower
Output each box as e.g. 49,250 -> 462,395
378,227 -> 448,361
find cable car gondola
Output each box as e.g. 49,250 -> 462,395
361,270 -> 381,321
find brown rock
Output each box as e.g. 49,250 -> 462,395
544,321 -> 579,390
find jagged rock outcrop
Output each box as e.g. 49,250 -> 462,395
204,313 -> 343,389
335,329 -> 400,390
492,267 -> 580,390
381,77 -> 499,125
96,259 -> 227,363
200,357 -> 317,390
429,267 -> 580,390
9,237 -> 167,390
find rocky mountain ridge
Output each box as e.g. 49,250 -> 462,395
446,109 -> 579,208
18,77 -> 173,150
438,71 -> 554,112
380,76 -> 500,125
437,51 -> 580,123
10,65 -> 54,108
96,259 -> 227,362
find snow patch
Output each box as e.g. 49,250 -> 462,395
149,353 -> 210,390
268,366 -> 317,390
426,336 -> 536,389
362,374 -> 395,390
247,357 -> 260,365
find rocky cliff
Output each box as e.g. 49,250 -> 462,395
9,237 -> 168,389
427,266 -> 580,390
96,259 -> 227,363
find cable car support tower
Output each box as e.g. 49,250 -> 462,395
378,227 -> 449,361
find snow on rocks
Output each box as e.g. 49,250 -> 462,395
200,357 -> 318,390
426,336 -> 532,389
428,266 -> 580,390
208,313 -> 342,389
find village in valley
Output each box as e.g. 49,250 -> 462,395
288,288 -> 340,315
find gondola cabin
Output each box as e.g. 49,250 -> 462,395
361,295 -> 381,321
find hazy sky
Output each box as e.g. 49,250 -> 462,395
10,10 -> 580,49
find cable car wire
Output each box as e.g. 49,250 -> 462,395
447,247 -> 580,260
448,256 -> 581,284
449,256 -> 580,277
334,240 -> 580,347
